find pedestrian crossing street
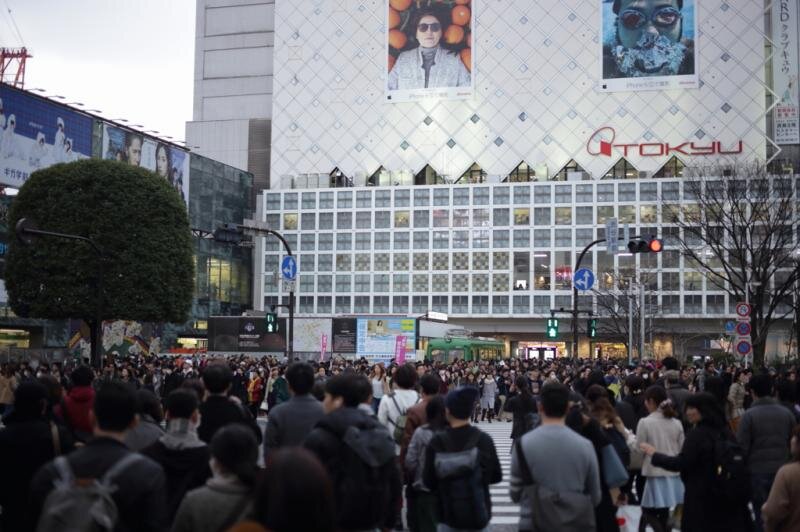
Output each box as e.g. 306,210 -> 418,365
473,420 -> 519,528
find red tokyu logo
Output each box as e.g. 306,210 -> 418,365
586,127 -> 744,157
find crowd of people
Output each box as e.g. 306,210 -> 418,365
0,353 -> 798,532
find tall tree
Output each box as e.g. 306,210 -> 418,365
5,159 -> 194,364
663,164 -> 798,367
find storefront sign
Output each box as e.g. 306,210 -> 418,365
773,0 -> 800,144
587,127 -> 744,157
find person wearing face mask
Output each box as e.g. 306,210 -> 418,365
171,424 -> 258,532
603,0 -> 695,80
142,389 -> 211,528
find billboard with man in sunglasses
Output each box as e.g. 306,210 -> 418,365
600,0 -> 698,92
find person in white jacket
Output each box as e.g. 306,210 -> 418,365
378,363 -> 419,452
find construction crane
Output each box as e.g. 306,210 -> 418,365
0,47 -> 30,88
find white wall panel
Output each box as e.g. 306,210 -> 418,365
205,3 -> 274,36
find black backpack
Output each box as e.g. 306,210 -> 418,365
710,434 -> 751,504
433,430 -> 490,530
603,426 -> 631,468
334,424 -> 397,530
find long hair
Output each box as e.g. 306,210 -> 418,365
684,392 -> 726,429
643,385 -> 677,419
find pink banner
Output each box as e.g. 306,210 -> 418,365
395,335 -> 406,364
321,334 -> 328,362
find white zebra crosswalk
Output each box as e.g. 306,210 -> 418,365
473,420 -> 520,529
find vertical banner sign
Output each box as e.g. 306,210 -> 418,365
321,334 -> 328,362
773,0 -> 800,144
395,335 -> 407,364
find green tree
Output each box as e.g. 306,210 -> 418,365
5,159 -> 194,358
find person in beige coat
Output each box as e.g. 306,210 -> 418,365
0,365 -> 17,415
762,424 -> 800,532
728,369 -> 750,433
636,385 -> 685,532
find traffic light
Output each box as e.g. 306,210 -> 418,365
546,318 -> 559,339
265,312 -> 279,333
213,223 -> 242,244
627,237 -> 663,254
587,318 -> 597,339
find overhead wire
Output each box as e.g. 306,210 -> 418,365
3,0 -> 25,47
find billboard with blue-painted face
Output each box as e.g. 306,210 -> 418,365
0,85 -> 93,186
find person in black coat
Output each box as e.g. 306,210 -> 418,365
504,375 -> 538,441
0,381 -> 74,531
197,364 -> 262,444
640,392 -> 753,532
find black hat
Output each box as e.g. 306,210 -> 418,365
445,386 -> 479,420
613,0 -> 682,14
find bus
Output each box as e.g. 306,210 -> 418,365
426,337 -> 506,363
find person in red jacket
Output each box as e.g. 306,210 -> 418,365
56,365 -> 96,442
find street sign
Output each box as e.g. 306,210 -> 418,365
282,279 -> 296,292
735,302 -> 751,319
724,321 -> 736,333
605,218 -> 618,254
623,224 -> 630,247
573,268 -> 595,291
736,339 -> 753,356
281,256 -> 298,281
735,321 -> 752,336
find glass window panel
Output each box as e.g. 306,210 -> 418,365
413,231 -> 429,249
433,188 -> 450,206
301,213 -> 316,230
301,234 -> 315,251
453,252 -> 469,270
555,229 -> 572,247
394,253 -> 409,270
433,231 -> 449,249
453,231 -> 469,248
494,230 -> 509,248
533,252 -> 551,290
336,274 -> 351,292
453,209 -> 470,227
473,209 -> 490,227
534,185 -> 551,204
473,252 -> 489,270
414,189 -> 430,206
618,205 -> 635,224
393,273 -> 409,291
374,254 -> 390,271
337,212 -> 352,229
356,211 -> 371,229
513,229 -> 530,247
513,186 -> 530,204
319,192 -> 334,209
394,232 -> 409,249
514,208 -> 531,225
283,214 -> 298,230
433,209 -> 449,227
554,185 -> 572,203
337,191 -> 352,208
318,275 -> 332,292
473,230 -> 489,248
394,211 -> 410,228
533,229 -> 551,248
576,184 -> 593,203
318,233 -> 333,250
375,190 -> 391,207
493,251 -> 510,269
597,206 -> 614,224
640,205 -> 657,223
534,207 -> 551,225
493,208 -> 509,226
394,189 -> 410,207
356,190 -> 372,208
453,188 -> 470,205
336,254 -> 352,271
597,184 -> 615,202
494,188 -> 510,205
555,207 -> 572,225
375,211 -> 390,228
284,193 -> 298,209
473,187 -> 490,205
413,252 -> 429,270
414,210 -> 430,228
336,233 -> 352,250
318,254 -> 333,272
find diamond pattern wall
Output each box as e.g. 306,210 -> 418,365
271,0 -> 770,183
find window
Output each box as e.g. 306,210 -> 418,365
283,214 -> 298,230
266,213 -> 280,229
473,187 -> 490,205
514,208 -> 530,225
374,296 -> 390,313
284,193 -> 298,209
576,184 -> 593,203
335,296 -> 351,314
300,276 -> 315,293
534,207 -> 551,225
375,190 -> 391,208
555,229 -> 572,247
473,209 -> 490,227
337,191 -> 352,208
319,192 -> 334,209
375,211 -> 390,229
640,205 -> 657,223
317,296 -> 332,313
534,252 -> 550,289
432,274 -> 448,292
453,209 -> 470,227
394,211 -> 409,228
336,254 -> 351,271
318,275 -> 333,292
472,295 -> 489,313
512,295 -> 529,313
452,274 -> 469,292
707,295 -> 725,314
453,188 -> 469,205
300,254 -> 315,272
534,296 -> 550,313
453,231 -> 469,248
473,252 -> 489,270
452,296 -> 469,313
337,212 -> 352,230
640,182 -> 658,201
413,231 -> 429,249
493,296 -> 509,313
301,213 -> 316,230
374,254 -> 390,271
266,194 -> 281,210
684,295 -> 702,313
318,233 -> 333,250
493,208 -> 509,226
431,295 -> 448,312
413,274 -> 429,292
597,184 -> 615,202
662,181 -> 679,200
494,251 -> 510,269
394,253 -> 409,270
618,205 -> 635,224
534,185 -> 551,204
576,228 -> 594,247
394,189 -> 410,207
413,296 -> 429,314
554,185 -> 572,204
493,274 -> 509,291
393,274 -> 409,291
394,232 -> 410,249
354,274 -> 371,292
301,234 -> 315,251
513,229 -> 530,247
354,254 -> 370,271
356,212 -> 371,229
576,206 -> 593,225
533,229 -> 551,248
414,210 -> 430,228
508,162 -> 536,182
414,189 -> 430,207
413,253 -> 429,270
432,253 -> 449,270
433,209 -> 449,227
494,187 -> 510,205
597,206 -> 614,224
684,271 -> 702,291
318,254 -> 333,272
433,188 -> 450,206
336,274 -> 351,292
513,186 -> 530,204
356,191 -> 372,208
336,233 -> 352,250
494,230 -> 509,248
662,272 -> 679,291
433,231 -> 449,249
619,183 -> 636,201
393,296 -> 409,313
473,230 -> 489,248
374,232 -> 390,250
555,207 -> 572,225
654,156 -> 685,178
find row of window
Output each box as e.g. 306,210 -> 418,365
264,177 -> 799,211
268,294 -> 760,316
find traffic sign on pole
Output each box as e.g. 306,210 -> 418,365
736,339 -> 753,356
735,302 -> 752,319
735,321 -> 752,336
605,218 -> 618,254
281,256 -> 298,281
573,268 -> 595,291
724,321 -> 736,334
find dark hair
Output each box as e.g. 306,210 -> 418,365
355,373 -> 373,404
13,380 -> 48,419
37,375 -> 63,410
181,378 -> 205,400
165,389 -> 199,419
394,363 -> 418,390
643,385 -> 677,419
71,365 -> 95,387
750,374 -> 773,398
585,384 -> 610,404
254,448 -> 334,532
625,375 -> 645,393
135,389 -> 163,423
777,380 -> 796,404
425,395 -> 447,430
125,132 -> 143,149
420,373 -> 440,396
540,381 -> 569,418
515,375 -> 530,396
155,143 -> 172,178
94,381 -> 137,432
202,364 -> 233,394
286,362 -> 315,395
210,424 -> 259,487
704,375 -> 727,406
311,381 -> 325,402
684,392 -> 726,429
661,356 -> 679,371
325,374 -> 367,408
613,0 -> 682,13
733,368 -> 751,383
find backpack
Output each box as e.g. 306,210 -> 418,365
603,426 -> 631,468
522,412 -> 540,433
388,392 -> 418,445
710,435 -> 751,504
433,430 -> 490,530
36,453 -> 143,532
335,424 -> 397,530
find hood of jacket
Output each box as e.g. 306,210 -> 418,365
68,386 -> 95,404
317,406 -> 395,465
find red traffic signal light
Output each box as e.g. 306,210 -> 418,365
648,238 -> 663,253
627,237 -> 663,254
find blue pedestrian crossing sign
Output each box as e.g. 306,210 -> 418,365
281,256 -> 298,281
574,268 -> 595,291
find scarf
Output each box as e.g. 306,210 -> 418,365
421,46 -> 437,88
159,418 -> 206,450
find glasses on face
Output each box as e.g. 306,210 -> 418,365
619,6 -> 681,30
417,22 -> 441,33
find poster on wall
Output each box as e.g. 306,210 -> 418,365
332,318 -> 357,353
101,123 -> 190,204
386,0 -> 474,103
356,317 -> 416,362
599,0 -> 698,92
772,0 -> 800,144
292,318 -> 332,352
0,85 -> 93,186
207,316 -> 286,352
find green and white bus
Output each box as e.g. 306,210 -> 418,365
425,337 -> 506,363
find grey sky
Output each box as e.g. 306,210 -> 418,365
0,0 -> 195,142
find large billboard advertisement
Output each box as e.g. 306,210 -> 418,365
386,0 -> 474,102
101,123 -> 189,204
356,317 -> 416,362
0,85 -> 93,187
208,316 -> 286,352
600,0 -> 698,92
772,0 -> 800,144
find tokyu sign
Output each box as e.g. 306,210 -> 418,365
587,127 -> 744,157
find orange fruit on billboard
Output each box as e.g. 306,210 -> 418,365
461,47 -> 471,71
389,29 -> 407,49
388,54 -> 396,72
444,25 -> 464,44
452,5 -> 470,26
389,8 -> 401,29
389,0 -> 412,11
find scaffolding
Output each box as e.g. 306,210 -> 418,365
0,47 -> 31,88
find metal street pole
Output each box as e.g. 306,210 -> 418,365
628,289 -> 634,366
639,283 -> 645,361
